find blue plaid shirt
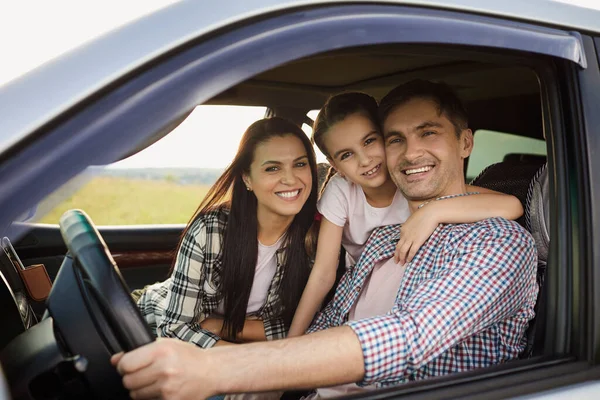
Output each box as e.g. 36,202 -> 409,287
308,217 -> 538,386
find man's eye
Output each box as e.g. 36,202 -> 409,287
340,152 -> 352,160
388,138 -> 402,145
423,131 -> 436,137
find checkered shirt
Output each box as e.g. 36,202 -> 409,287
307,217 -> 538,386
137,208 -> 288,348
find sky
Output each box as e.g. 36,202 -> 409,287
0,0 -> 596,168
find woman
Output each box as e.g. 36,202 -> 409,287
137,117 -> 318,347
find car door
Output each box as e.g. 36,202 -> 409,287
12,223 -> 181,291
0,1 -> 599,399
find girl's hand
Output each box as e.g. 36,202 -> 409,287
394,208 -> 439,265
200,317 -> 224,337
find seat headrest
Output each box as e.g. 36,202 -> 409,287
525,163 -> 549,265
470,159 -> 546,228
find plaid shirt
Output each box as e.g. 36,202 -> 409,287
137,208 -> 288,348
308,217 -> 538,386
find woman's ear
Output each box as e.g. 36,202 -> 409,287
460,129 -> 474,159
242,174 -> 252,191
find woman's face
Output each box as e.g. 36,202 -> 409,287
244,134 -> 313,222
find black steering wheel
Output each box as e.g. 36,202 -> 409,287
59,209 -> 153,352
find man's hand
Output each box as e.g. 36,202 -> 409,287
111,339 -> 217,400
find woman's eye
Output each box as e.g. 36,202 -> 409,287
265,166 -> 279,172
340,152 -> 352,161
295,161 -> 307,168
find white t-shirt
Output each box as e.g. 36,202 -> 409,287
216,235 -> 283,314
317,174 -> 410,265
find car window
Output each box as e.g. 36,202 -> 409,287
466,130 -> 547,181
35,105 -> 267,225
302,109 -> 327,163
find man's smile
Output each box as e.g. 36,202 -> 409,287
403,165 -> 434,175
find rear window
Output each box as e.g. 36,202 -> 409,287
467,130 -> 546,181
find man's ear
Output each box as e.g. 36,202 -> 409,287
326,157 -> 344,178
460,129 -> 474,159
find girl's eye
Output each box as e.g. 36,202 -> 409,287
340,152 -> 352,161
295,161 -> 308,168
365,137 -> 377,146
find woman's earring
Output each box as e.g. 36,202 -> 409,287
246,186 -> 252,191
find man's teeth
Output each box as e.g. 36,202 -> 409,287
363,165 -> 379,176
277,190 -> 300,198
405,166 -> 433,175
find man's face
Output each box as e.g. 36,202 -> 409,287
383,98 -> 473,203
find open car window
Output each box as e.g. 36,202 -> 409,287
34,105 -> 267,225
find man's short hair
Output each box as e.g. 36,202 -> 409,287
379,79 -> 468,137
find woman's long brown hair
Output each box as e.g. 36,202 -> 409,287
171,117 -> 318,340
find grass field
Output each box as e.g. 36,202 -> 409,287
38,177 -> 212,225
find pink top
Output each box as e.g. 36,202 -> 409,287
216,235 -> 283,315
311,257 -> 407,399
317,174 -> 410,265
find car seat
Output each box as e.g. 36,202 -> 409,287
469,158 -> 546,227
522,163 -> 549,357
470,159 -> 547,358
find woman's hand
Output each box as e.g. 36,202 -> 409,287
112,339 -> 217,400
200,317 -> 225,337
394,207 -> 439,265
201,317 -> 265,343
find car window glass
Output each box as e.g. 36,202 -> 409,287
35,105 -> 267,225
467,130 -> 547,181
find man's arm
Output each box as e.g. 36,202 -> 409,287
113,326 -> 365,400
213,326 -> 364,394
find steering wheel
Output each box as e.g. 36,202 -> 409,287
59,209 -> 153,351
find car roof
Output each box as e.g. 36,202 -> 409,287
0,0 -> 598,155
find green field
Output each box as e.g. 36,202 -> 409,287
38,177 -> 212,225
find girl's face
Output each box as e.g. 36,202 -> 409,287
323,113 -> 390,190
243,134 -> 313,222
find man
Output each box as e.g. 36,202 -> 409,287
112,80 -> 539,400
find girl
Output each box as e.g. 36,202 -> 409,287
137,117 -> 318,347
287,92 -> 523,337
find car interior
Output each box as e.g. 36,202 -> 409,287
0,43 -> 551,399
